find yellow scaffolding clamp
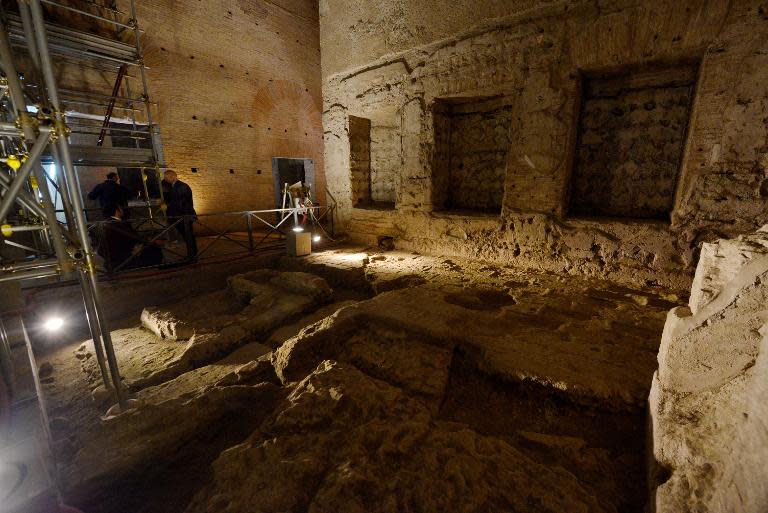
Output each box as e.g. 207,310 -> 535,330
6,154 -> 21,170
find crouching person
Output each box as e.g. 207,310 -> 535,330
98,204 -> 163,272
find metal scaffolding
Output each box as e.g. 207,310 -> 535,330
0,0 -> 336,413
0,0 -> 164,410
7,0 -> 165,216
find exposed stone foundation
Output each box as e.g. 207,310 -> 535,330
37,249 -> 677,513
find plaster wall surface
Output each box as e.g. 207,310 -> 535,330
320,0 -> 768,291
650,227 -> 768,512
318,0 -> 578,78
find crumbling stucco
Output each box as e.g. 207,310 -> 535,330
320,0 -> 768,291
650,226 -> 768,512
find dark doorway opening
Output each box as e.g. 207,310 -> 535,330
272,157 -> 316,208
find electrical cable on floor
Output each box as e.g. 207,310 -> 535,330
311,211 -> 337,242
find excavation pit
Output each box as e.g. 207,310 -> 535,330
27,248 -> 672,513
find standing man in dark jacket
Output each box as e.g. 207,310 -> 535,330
87,172 -> 135,217
163,170 -> 198,261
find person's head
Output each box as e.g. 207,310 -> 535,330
163,170 -> 177,184
107,172 -> 119,183
104,203 -> 123,219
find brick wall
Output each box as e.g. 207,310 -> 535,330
51,0 -> 324,220
137,0 -> 324,217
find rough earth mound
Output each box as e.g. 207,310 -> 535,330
37,254 -> 675,513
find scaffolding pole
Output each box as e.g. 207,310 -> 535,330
26,0 -> 128,409
0,0 -> 168,412
0,23 -> 71,271
128,0 -> 165,208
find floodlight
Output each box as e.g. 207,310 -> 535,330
43,316 -> 64,332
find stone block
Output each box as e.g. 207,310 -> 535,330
286,231 -> 312,257
140,307 -> 194,341
652,227 -> 768,512
689,233 -> 768,314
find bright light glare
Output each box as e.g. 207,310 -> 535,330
292,226 -> 304,232
43,316 -> 64,332
313,235 -> 321,242
44,163 -> 57,179
338,252 -> 367,262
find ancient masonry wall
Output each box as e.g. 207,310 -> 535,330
433,98 -> 512,212
570,65 -> 697,219
349,115 -> 372,206
320,0 -> 768,291
370,124 -> 399,205
59,0 -> 324,218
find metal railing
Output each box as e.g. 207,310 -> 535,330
88,204 -> 336,275
0,0 -> 337,413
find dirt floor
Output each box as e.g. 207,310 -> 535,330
25,244 -> 681,513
